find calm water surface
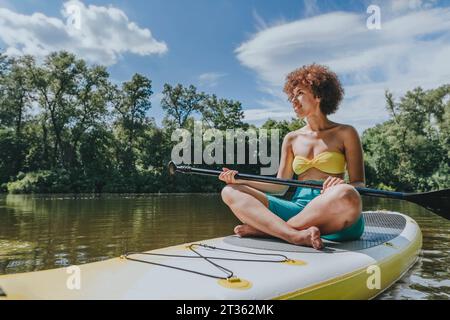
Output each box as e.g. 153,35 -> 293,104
0,193 -> 448,299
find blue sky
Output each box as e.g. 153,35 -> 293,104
1,0 -> 450,133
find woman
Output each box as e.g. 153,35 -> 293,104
219,64 -> 365,250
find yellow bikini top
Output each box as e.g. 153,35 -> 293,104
292,151 -> 346,175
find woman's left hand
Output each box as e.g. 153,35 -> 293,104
321,176 -> 345,194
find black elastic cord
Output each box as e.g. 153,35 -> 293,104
123,243 -> 290,280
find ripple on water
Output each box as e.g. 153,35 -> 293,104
0,240 -> 36,257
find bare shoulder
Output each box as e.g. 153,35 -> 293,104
283,128 -> 303,143
335,124 -> 359,139
286,126 -> 313,145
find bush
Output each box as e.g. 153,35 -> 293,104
7,170 -> 72,194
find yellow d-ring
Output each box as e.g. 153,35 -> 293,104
282,259 -> 307,266
218,277 -> 252,290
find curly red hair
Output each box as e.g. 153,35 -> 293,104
283,64 -> 344,115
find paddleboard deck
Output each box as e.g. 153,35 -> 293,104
0,211 -> 422,300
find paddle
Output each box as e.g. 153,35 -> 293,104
168,161 -> 450,220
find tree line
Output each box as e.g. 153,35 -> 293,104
0,51 -> 448,193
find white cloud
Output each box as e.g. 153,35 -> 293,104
198,72 -> 227,88
236,6 -> 450,133
244,99 -> 294,123
303,0 -> 320,17
252,9 -> 268,31
0,0 -> 168,65
390,0 -> 438,12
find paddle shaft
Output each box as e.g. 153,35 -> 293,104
169,161 -> 449,219
173,165 -> 405,200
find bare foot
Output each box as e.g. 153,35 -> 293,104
289,226 -> 323,250
234,224 -> 324,250
234,224 -> 267,238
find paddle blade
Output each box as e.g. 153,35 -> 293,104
405,188 -> 450,220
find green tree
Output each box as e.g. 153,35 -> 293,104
261,117 -> 305,138
25,52 -> 82,168
201,94 -> 246,130
112,73 -> 153,173
68,63 -> 111,168
161,84 -> 205,128
0,56 -> 34,178
362,85 -> 449,191
0,52 -> 8,77
79,127 -> 117,192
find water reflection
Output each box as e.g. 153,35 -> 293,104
0,194 -> 239,273
0,193 -> 449,300
363,196 -> 450,300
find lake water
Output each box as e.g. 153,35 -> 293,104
0,193 -> 448,300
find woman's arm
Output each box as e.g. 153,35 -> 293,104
342,126 -> 366,187
221,132 -> 296,195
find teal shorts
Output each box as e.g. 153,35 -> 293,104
266,187 -> 364,242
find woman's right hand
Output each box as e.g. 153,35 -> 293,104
219,168 -> 240,184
